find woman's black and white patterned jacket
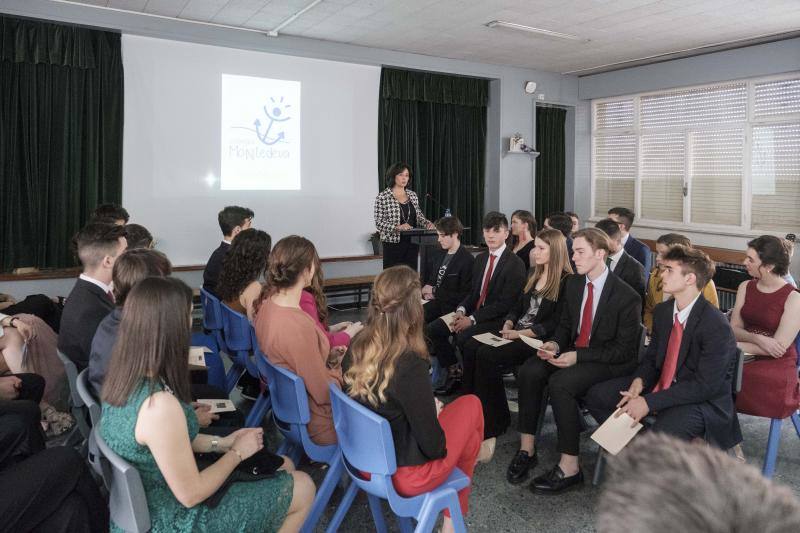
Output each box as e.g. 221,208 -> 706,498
373,188 -> 431,244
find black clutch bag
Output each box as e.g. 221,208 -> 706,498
197,447 -> 284,508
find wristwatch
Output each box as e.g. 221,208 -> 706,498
211,438 -> 219,452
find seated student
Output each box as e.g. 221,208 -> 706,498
420,216 -> 474,325
216,229 -> 271,321
101,277 -> 313,532
301,252 -> 363,348
644,233 -> 719,333
58,221 -> 127,370
203,205 -> 254,295
597,432 -> 800,533
0,292 -> 62,333
515,228 -> 641,492
123,223 -> 154,249
594,218 -> 646,304
254,236 -> 344,446
607,206 -> 652,280
426,212 -> 526,396
89,249 -> 237,429
464,229 -> 572,454
732,236 -> 800,421
91,203 -> 129,226
565,211 -> 580,235
586,246 -> 740,451
1,390 -> 108,533
510,210 -> 537,271
344,266 -> 487,533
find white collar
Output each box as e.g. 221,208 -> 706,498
673,292 -> 702,325
587,265 -> 610,287
609,247 -> 625,264
222,239 -> 232,245
488,243 -> 507,258
621,233 -> 630,246
79,273 -> 112,294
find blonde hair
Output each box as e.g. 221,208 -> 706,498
523,228 -> 573,300
345,266 -> 429,406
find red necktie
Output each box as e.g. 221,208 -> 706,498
106,290 -> 115,303
653,315 -> 684,392
476,254 -> 497,310
575,282 -> 594,348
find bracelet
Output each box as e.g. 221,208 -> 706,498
229,448 -> 243,463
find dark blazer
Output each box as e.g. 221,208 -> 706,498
422,245 -> 474,313
551,271 -> 641,372
624,235 -> 652,281
459,247 -> 526,324
613,250 -> 646,304
58,279 -> 114,370
505,275 -> 568,339
635,295 -> 739,449
203,241 -> 230,295
88,308 -> 122,396
513,240 -> 535,271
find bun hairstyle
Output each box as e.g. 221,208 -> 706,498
253,235 -> 317,315
345,266 -> 428,406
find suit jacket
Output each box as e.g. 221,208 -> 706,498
551,271 -> 641,372
422,246 -> 474,313
88,307 -> 122,396
203,241 -> 230,295
635,295 -> 739,448
373,188 -> 431,243
459,247 -> 526,324
58,279 -> 114,370
612,251 -> 646,305
505,275 -> 568,339
624,235 -> 652,281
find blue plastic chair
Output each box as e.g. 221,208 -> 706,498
329,384 -> 469,533
260,357 -> 353,533
761,334 -> 800,478
199,289 -> 241,393
190,332 -> 226,392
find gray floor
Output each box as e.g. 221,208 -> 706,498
239,307 -> 800,532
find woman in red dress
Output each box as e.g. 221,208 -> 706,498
731,235 -> 800,419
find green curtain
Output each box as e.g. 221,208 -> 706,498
534,106 -> 567,225
378,68 -> 488,245
0,16 -> 123,272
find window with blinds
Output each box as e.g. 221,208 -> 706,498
592,73 -> 800,234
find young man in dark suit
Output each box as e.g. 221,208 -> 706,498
421,216 -> 474,324
512,228 -> 641,492
595,218 -> 646,304
58,222 -> 127,370
427,212 -> 526,395
202,205 -> 254,295
586,245 -> 741,450
608,206 -> 652,281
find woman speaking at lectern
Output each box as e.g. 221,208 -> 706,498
374,163 -> 434,270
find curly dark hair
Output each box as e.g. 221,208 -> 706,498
216,229 -> 272,303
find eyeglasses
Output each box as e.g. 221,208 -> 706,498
786,233 -> 796,243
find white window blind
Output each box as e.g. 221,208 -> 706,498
754,78 -> 800,117
595,99 -> 634,129
690,129 -> 744,226
640,133 -> 684,222
593,135 -> 636,217
639,83 -> 746,129
751,123 -> 800,231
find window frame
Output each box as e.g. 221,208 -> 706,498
591,71 -> 800,237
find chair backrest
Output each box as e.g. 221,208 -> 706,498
57,349 -> 84,408
76,369 -> 101,426
637,323 -> 647,362
220,303 -> 253,353
93,425 -> 151,533
199,288 -> 223,331
794,333 -> 800,370
733,348 -> 745,394
261,355 -> 311,426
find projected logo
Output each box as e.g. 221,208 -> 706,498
221,74 -> 301,191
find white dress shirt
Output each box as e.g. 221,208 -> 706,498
458,243 -> 506,320
578,266 -> 610,335
673,292 -> 702,327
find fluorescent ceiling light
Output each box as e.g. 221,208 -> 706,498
485,20 -> 587,42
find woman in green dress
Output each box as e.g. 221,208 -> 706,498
100,277 -> 315,532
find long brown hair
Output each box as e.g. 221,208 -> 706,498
253,235 -> 317,315
306,252 -> 329,326
102,277 -> 193,405
345,266 -> 428,406
523,228 -> 573,300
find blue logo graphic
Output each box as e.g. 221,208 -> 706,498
234,96 -> 292,146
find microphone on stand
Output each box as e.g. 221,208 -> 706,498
425,193 -> 450,217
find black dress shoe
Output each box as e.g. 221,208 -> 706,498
506,450 -> 537,484
530,465 -> 584,494
434,377 -> 462,396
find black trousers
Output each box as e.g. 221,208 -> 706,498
382,236 -> 419,271
585,376 -> 706,442
2,294 -> 62,333
470,338 -> 537,439
423,299 -> 445,325
517,357 -> 635,456
425,316 -> 504,380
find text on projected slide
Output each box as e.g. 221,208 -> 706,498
221,74 -> 301,190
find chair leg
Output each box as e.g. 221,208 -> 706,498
224,364 -> 243,393
244,394 -> 270,427
762,418 -> 784,478
592,447 -> 606,486
397,516 -> 414,533
301,455 -> 344,533
325,478 -> 357,533
446,493 -> 467,533
791,412 -> 800,438
367,494 -> 388,533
